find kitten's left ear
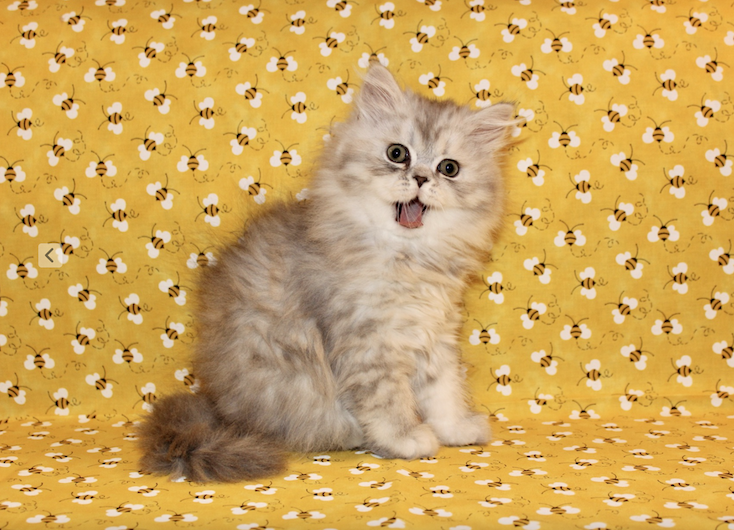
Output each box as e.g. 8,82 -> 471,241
356,63 -> 405,123
469,102 -> 517,148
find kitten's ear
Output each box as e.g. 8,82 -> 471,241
469,102 -> 517,148
356,63 -> 404,122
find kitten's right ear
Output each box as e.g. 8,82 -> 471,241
356,63 -> 404,122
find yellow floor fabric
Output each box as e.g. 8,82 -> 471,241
2,414 -> 734,528
2,0 -> 734,527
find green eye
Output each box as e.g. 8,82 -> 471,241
387,144 -> 410,164
438,159 -> 460,177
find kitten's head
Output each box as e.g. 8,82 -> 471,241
313,63 -> 516,258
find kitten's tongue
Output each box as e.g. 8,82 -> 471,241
397,198 -> 425,229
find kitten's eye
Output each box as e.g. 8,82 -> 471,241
437,159 -> 460,178
387,144 -> 410,164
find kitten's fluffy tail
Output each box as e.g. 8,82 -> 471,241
137,392 -> 287,483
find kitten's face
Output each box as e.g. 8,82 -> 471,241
316,64 -> 514,251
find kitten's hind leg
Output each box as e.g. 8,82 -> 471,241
415,356 -> 490,447
342,370 -> 438,460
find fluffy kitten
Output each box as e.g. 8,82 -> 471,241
138,64 -> 515,482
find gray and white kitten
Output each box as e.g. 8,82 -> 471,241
139,64 -> 515,482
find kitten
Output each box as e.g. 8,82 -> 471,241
138,63 -> 516,482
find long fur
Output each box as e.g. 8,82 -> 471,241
138,63 -> 515,483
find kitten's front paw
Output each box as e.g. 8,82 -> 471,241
376,424 -> 439,460
431,414 -> 490,447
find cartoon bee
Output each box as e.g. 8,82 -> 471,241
497,13 -> 528,43
569,401 -> 598,420
463,0 -> 486,21
559,74 -> 585,105
668,355 -> 699,387
713,336 -> 734,367
560,315 -> 591,341
144,81 -> 176,115
589,10 -> 619,38
83,60 -> 115,83
283,92 -> 309,124
190,97 -> 216,130
14,203 -> 42,238
660,165 -> 687,199
134,383 -> 157,412
525,143 -> 554,176
710,380 -> 734,407
54,231 -> 80,265
523,250 -> 553,284
194,16 -> 218,41
709,241 -> 734,275
158,274 -> 187,306
227,35 -> 257,62
85,367 -> 116,398
418,67 -> 451,97
0,373 -> 30,404
235,74 -> 267,108
615,245 -> 646,279
642,117 -> 674,144
566,169 -> 596,204
316,29 -> 346,57
8,108 -> 33,140
113,339 -> 143,365
103,199 -> 130,233
688,94 -> 721,127
554,0 -> 577,15
284,11 -> 307,35
175,54 -> 206,79
511,57 -> 544,90
240,1 -> 266,24
239,171 -> 270,205
633,26 -> 664,50
151,6 -> 177,29
554,220 -> 585,248
406,20 -> 436,52
85,151 -> 116,179
468,79 -> 494,108
373,2 -> 398,29
118,293 -> 145,325
620,339 -> 652,370
195,193 -> 222,227
146,174 -> 177,210
23,345 -> 55,371
47,388 -> 71,416
480,272 -> 505,304
488,366 -> 513,396
226,123 -> 259,156
175,368 -> 196,388
603,57 -> 635,88
327,72 -> 354,104
326,0 -> 352,17
700,286 -> 730,320
266,48 -> 297,72
597,98 -> 628,132
697,190 -> 728,227
178,147 -> 212,177
12,22 -> 41,50
695,49 -> 726,82
469,320 -> 499,346
156,319 -> 185,349
606,291 -> 638,325
516,297 -> 547,329
67,277 -> 98,310
651,310 -> 682,336
187,244 -> 216,269
578,360 -> 603,391
512,202 -> 541,236
604,196 -> 635,232
102,19 -> 128,45
270,141 -> 302,168
652,69 -> 681,102
1,63 -> 26,89
7,253 -> 37,280
140,224 -> 172,259
95,248 -> 126,276
548,122 -> 580,149
51,86 -> 84,120
67,322 -> 96,354
663,263 -> 691,294
705,141 -> 732,176
529,389 -> 555,414
531,344 -> 562,375
358,44 -> 389,69
135,38 -> 165,68
99,102 -> 124,135
647,215 -> 679,243
571,267 -> 597,300
0,155 -> 26,184
541,29 -> 572,54
449,37 -> 480,61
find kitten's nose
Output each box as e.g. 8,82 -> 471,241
414,175 -> 428,188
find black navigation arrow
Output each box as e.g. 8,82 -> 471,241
45,248 -> 55,263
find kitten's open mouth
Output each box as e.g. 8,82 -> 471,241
395,198 -> 427,229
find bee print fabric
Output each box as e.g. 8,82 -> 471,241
1,0 -> 733,528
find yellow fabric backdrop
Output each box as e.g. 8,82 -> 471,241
1,0 -> 733,527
